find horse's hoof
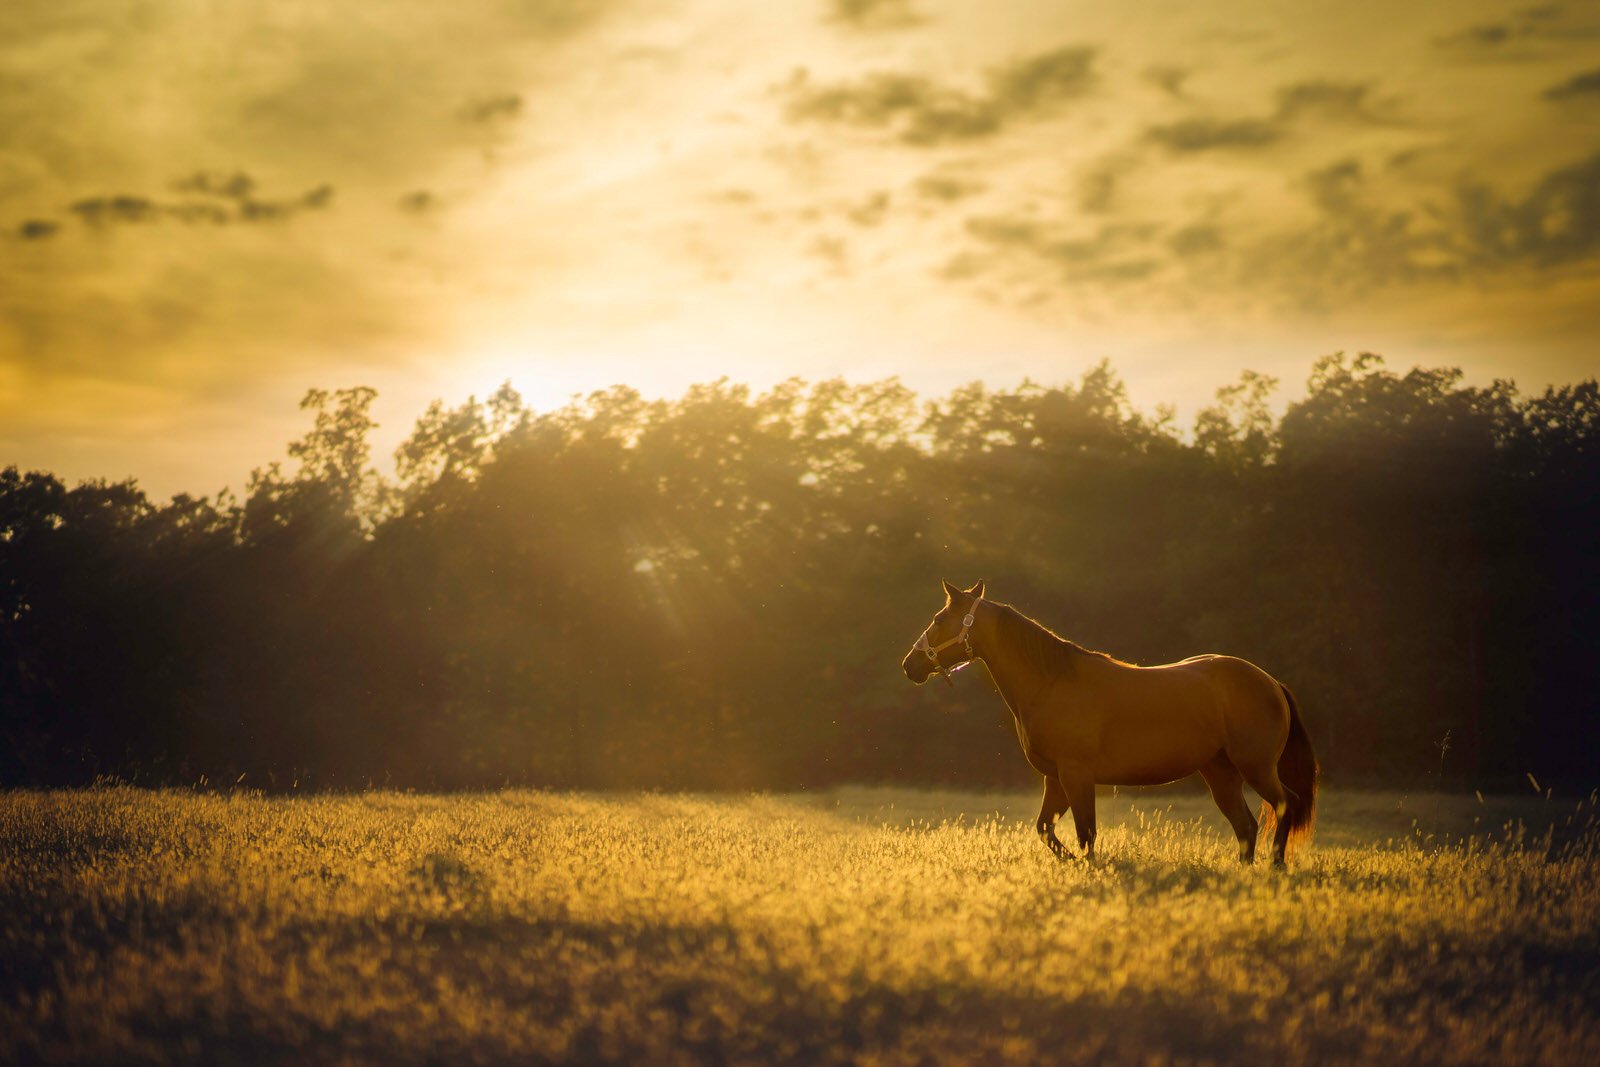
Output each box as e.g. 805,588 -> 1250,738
1043,839 -> 1074,861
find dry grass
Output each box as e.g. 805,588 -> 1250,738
1,786 -> 1597,1066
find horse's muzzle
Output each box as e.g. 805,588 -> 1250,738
901,651 -> 934,684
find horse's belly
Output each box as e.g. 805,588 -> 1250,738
1094,726 -> 1219,786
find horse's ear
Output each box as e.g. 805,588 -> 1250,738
940,578 -> 960,599
968,579 -> 986,599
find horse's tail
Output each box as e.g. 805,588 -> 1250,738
1261,683 -> 1319,853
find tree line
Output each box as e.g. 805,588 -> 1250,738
2,353 -> 1596,791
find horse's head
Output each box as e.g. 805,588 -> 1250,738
901,578 -> 986,685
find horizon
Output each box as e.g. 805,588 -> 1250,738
7,350 -> 1584,503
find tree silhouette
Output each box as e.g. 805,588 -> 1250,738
2,355 -> 1596,790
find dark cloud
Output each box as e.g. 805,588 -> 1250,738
826,0 -> 922,30
398,190 -> 436,213
1274,80 -> 1379,121
17,219 -> 60,240
1076,158 -> 1125,214
913,174 -> 984,201
1147,117 -> 1282,152
1143,66 -> 1190,98
67,181 -> 334,228
845,191 -> 891,226
1250,161 -> 1440,299
1167,225 -> 1223,258
1440,22 -> 1518,48
70,196 -> 159,226
939,146 -> 1600,311
239,184 -> 334,221
164,202 -> 234,225
1147,79 -> 1380,153
1456,151 -> 1600,267
783,45 -> 1096,146
1304,158 -> 1364,213
989,46 -> 1096,111
1242,152 -> 1600,306
460,94 -> 524,123
174,171 -> 257,200
1544,67 -> 1600,99
1435,6 -> 1598,55
785,72 -> 997,144
964,214 -> 1159,283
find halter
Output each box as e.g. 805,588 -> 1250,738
913,598 -> 982,685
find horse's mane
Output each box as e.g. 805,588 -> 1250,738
991,602 -> 1125,675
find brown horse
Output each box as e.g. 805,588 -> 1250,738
901,579 -> 1318,866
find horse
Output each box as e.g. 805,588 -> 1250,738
901,579 -> 1318,866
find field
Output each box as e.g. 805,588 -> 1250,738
2,786 -> 1598,1066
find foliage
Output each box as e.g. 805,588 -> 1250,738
1,353 -> 1597,789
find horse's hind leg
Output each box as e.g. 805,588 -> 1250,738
1237,762 -> 1291,867
1036,776 -> 1071,859
1198,753 -> 1258,865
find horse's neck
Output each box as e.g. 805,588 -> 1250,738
978,610 -> 1055,724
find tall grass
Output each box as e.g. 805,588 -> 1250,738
1,787 -> 1596,1065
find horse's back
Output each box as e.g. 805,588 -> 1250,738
1076,654 -> 1289,782
1154,653 -> 1291,762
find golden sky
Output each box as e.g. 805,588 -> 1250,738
3,0 -> 1598,497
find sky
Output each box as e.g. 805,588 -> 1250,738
3,0 -> 1598,499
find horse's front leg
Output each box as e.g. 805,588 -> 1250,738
1059,766 -> 1097,860
1036,775 -> 1072,859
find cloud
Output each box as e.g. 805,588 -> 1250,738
1076,158 -> 1121,214
63,179 -> 335,228
1274,80 -> 1380,121
1167,225 -> 1223,258
1147,79 -> 1383,153
17,219 -> 60,240
1456,151 -> 1600,267
1438,22 -> 1520,49
0,0 -> 629,456
1147,117 -> 1282,152
460,93 -> 524,123
398,190 -> 437,213
1544,67 -> 1600,99
1235,152 -> 1600,305
1434,6 -> 1600,56
934,142 -> 1600,316
989,46 -> 1096,112
174,171 -> 257,199
783,45 -> 1096,145
808,233 -> 851,272
844,191 -> 891,226
913,174 -> 984,201
825,0 -> 922,31
963,214 -> 1159,285
0,2 -> 622,212
69,196 -> 160,226
0,218 -> 407,387
1143,66 -> 1190,98
1266,152 -> 1600,292
784,72 -> 998,144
